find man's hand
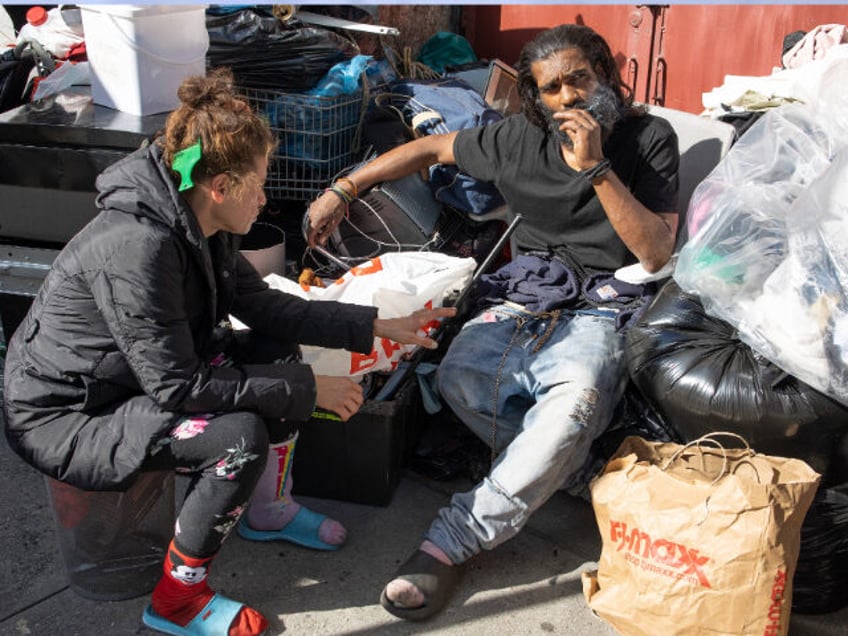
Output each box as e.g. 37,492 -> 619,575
314,375 -> 364,421
553,109 -> 605,172
374,306 -> 457,350
306,191 -> 346,248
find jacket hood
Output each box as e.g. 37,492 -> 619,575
94,141 -> 205,250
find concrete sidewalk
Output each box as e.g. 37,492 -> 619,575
2,420 -> 847,635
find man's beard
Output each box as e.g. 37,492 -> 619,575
540,84 -> 624,148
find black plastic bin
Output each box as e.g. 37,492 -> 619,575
293,377 -> 423,506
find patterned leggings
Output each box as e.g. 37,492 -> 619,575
142,332 -> 302,557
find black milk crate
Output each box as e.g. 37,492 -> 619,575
292,376 -> 424,506
239,85 -> 370,201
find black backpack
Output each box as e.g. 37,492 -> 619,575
0,39 -> 55,113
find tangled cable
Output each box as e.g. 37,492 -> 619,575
380,38 -> 442,80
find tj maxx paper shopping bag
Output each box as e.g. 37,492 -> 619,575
583,434 -> 820,636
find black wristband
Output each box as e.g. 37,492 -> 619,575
580,158 -> 612,183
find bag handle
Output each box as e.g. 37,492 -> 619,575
104,11 -> 208,66
15,38 -> 56,74
661,432 -> 756,484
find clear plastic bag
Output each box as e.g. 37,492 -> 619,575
674,75 -> 848,406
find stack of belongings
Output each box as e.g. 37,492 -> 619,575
206,6 -> 398,201
626,60 -> 848,614
205,6 -> 358,91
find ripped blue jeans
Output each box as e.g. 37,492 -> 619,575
431,302 -> 627,564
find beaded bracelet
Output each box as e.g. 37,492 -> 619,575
580,158 -> 612,184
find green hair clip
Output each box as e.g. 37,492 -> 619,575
172,139 -> 202,192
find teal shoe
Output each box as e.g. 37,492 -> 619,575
237,506 -> 342,551
142,593 -> 264,635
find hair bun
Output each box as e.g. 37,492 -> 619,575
177,69 -> 236,109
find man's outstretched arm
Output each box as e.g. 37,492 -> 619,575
306,132 -> 458,247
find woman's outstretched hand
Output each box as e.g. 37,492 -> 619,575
312,306 -> 456,420
374,306 -> 457,350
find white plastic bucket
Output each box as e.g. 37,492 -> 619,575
240,222 -> 287,278
80,4 -> 209,116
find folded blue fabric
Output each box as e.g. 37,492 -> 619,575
476,254 -> 579,313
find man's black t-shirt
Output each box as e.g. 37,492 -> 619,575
453,112 -> 679,273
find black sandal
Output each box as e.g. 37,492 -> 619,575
379,549 -> 464,621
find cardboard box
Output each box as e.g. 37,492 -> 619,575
292,377 -> 423,506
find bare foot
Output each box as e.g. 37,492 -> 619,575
385,577 -> 425,608
385,540 -> 452,608
316,517 -> 347,546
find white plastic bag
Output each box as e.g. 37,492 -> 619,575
240,251 -> 476,377
675,72 -> 848,406
31,60 -> 89,100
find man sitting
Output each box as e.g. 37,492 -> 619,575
307,23 -> 680,621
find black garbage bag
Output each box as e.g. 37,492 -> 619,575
626,279 -> 848,486
205,8 -> 358,91
793,484 -> 848,614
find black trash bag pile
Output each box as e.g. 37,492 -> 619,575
596,384 -> 682,455
627,279 -> 848,613
205,7 -> 358,91
627,279 -> 848,483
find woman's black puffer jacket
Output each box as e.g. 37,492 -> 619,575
3,143 -> 376,490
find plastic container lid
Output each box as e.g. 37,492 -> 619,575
26,6 -> 48,26
80,4 -> 209,19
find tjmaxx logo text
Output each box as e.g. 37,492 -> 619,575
763,569 -> 787,636
349,300 -> 441,375
610,520 -> 712,588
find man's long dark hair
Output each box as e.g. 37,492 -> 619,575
517,24 -> 641,131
